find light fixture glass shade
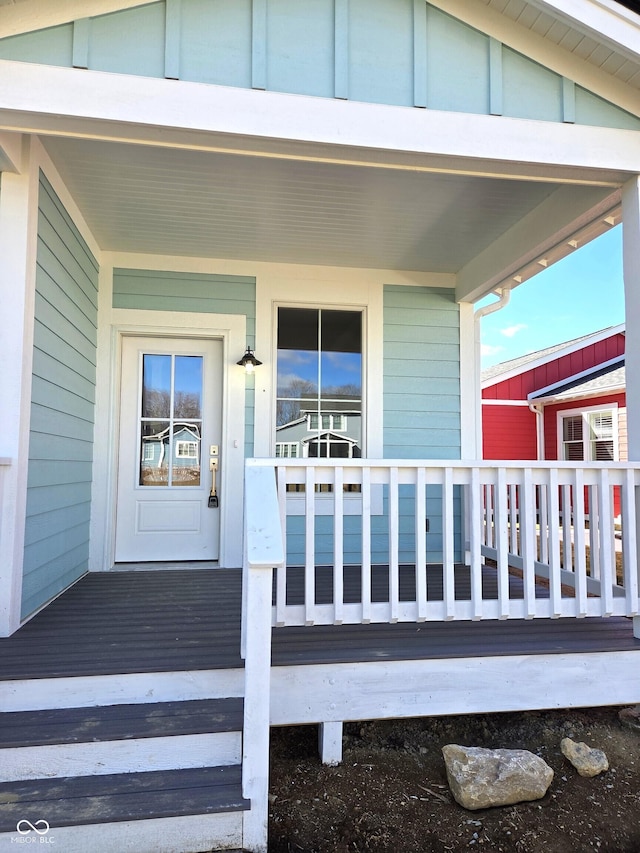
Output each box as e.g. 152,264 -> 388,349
237,347 -> 262,374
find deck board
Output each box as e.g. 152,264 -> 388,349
0,568 -> 637,682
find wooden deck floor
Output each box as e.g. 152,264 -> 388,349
0,568 -> 638,681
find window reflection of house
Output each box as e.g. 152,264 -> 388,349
276,407 -> 361,459
140,423 -> 201,486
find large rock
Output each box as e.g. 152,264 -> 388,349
442,744 -> 554,810
560,737 -> 609,777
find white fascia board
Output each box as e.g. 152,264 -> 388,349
528,353 -> 625,400
0,1 -> 158,38
456,184 -> 621,303
481,324 -> 626,390
428,0 -> 640,118
0,61 -> 639,184
535,384 -> 625,405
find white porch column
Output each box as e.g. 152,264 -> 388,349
622,175 -> 640,640
0,136 -> 39,636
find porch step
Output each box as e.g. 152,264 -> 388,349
0,765 -> 248,852
0,698 -> 243,782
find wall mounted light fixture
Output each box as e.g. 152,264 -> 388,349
237,347 -> 262,374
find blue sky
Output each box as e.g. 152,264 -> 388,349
479,225 -> 625,369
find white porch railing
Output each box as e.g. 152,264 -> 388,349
246,458 -> 640,626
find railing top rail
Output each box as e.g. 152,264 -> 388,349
0,457 -> 11,466
246,458 -> 640,471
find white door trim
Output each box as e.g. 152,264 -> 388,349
91,309 -> 247,572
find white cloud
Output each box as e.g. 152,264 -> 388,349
500,323 -> 527,339
481,344 -> 504,358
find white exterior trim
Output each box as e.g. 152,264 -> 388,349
482,399 -> 535,406
623,176 -> 640,462
0,61 -> 638,185
90,263 -> 248,570
0,138 -> 39,636
556,402 -> 620,462
529,354 -> 625,400
481,323 -> 625,390
459,302 -> 477,458
269,650 -> 640,724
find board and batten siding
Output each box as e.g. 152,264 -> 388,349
112,268 -> 256,456
0,1 -> 638,132
23,173 -> 99,620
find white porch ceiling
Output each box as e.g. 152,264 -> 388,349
43,135 -> 579,274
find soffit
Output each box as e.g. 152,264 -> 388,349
483,0 -> 640,89
43,135 -> 568,272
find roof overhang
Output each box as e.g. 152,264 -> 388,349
0,60 -> 638,301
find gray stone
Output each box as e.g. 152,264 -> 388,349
618,705 -> 640,732
442,744 -> 553,811
560,737 -> 609,778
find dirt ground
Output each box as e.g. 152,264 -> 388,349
268,706 -> 640,852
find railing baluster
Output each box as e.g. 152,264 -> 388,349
509,483 -> 518,555
469,467 -> 483,620
443,467 -> 456,620
415,466 -> 427,621
598,469 -> 614,617
520,468 -> 536,619
589,484 -> 601,580
389,466 -> 400,623
539,484 -> 549,565
496,468 -> 510,619
548,469 -> 562,617
275,465 -> 288,626
561,484 -> 572,573
573,468 -> 588,617
622,467 -> 639,616
304,465 -> 316,626
333,465 -> 344,625
442,468 -> 456,619
361,465 -> 372,624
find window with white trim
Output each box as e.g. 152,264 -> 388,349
275,442 -> 300,458
176,440 -> 199,459
560,408 -> 617,462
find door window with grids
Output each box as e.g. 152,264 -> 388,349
561,409 -> 617,462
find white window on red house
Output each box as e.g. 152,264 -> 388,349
561,410 -> 616,462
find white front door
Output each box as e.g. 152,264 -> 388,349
115,336 -> 223,562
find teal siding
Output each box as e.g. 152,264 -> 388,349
89,4 -> 166,77
383,285 -> 460,459
384,284 -> 461,565
23,174 -> 99,620
0,1 -> 637,131
180,0 -> 252,88
0,23 -> 73,66
426,7 -> 489,115
113,268 -> 256,457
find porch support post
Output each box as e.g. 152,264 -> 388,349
0,136 -> 39,636
622,175 -> 640,635
319,721 -> 343,766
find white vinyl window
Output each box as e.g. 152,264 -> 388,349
176,440 -> 199,459
559,407 -> 617,462
275,442 -> 300,458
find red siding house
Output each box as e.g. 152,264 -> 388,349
482,324 -> 626,512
